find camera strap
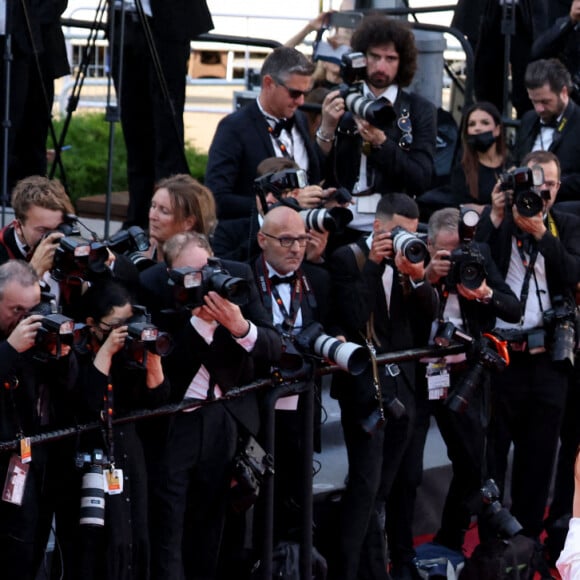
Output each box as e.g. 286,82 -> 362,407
266,121 -> 293,160
364,336 -> 386,424
515,237 -> 541,323
101,382 -> 116,468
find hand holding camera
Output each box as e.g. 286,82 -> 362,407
512,206 -> 548,241
369,230 -> 393,264
30,231 -> 63,278
425,249 -> 452,284
197,291 -> 250,338
7,314 -> 43,353
394,251 -> 425,282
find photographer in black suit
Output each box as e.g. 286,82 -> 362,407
206,47 -> 323,221
328,193 -> 437,580
143,231 -> 282,580
385,207 -> 521,577
110,0 -> 213,229
514,59 -> 580,208
316,13 -> 437,243
475,150 -> 580,541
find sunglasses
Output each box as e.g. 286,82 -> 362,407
276,78 -> 310,100
397,109 -> 413,151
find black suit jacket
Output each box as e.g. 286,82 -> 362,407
514,100 -> 580,201
435,242 -> 522,338
328,238 -> 438,415
206,100 -> 323,220
213,213 -> 261,264
140,259 -> 282,433
325,89 -> 437,197
475,207 -> 580,302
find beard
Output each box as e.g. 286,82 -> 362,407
367,72 -> 392,91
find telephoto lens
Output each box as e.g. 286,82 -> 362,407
79,464 -> 106,527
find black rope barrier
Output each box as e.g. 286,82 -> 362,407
0,342 -> 466,453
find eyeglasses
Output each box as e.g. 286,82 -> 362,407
262,232 -> 309,248
275,79 -> 310,100
397,109 -> 413,151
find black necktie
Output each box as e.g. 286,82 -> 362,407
272,117 -> 295,138
269,273 -> 297,286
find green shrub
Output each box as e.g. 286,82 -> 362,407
49,112 -> 208,203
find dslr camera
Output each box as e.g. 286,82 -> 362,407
292,321 -> 370,375
499,165 -> 548,217
477,479 -> 523,539
50,215 -> 110,283
124,305 -> 173,366
168,258 -> 250,310
391,226 -> 428,264
106,225 -> 153,272
543,295 -> 577,368
28,291 -> 75,361
254,169 -> 352,233
444,208 -> 487,290
338,52 -> 397,129
435,322 -> 509,413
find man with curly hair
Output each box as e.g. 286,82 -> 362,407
316,13 -> 437,245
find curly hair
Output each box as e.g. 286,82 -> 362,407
350,13 -> 417,87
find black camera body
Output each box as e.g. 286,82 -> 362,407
50,217 -> 110,283
478,479 -> 523,539
445,244 -> 487,291
124,305 -> 173,366
168,258 -> 250,310
28,292 -> 75,360
543,295 -> 577,368
338,52 -> 396,129
107,225 -> 154,272
499,165 -> 548,217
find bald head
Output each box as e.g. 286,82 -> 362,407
258,206 -> 307,274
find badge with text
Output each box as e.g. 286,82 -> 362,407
426,361 -> 450,400
104,468 -> 124,495
2,454 -> 29,505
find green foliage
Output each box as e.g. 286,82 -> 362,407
49,112 -> 208,203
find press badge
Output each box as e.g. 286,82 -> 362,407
104,468 -> 124,495
2,454 -> 29,505
426,361 -> 450,400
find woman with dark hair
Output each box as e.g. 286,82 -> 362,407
450,101 -> 509,209
146,173 -> 217,263
64,280 -> 168,579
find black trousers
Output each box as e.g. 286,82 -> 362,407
486,351 -> 569,538
111,13 -> 190,229
331,379 -> 416,580
149,404 -> 237,580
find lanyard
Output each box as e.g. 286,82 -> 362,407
515,235 -> 540,322
102,382 -> 115,467
266,123 -> 293,159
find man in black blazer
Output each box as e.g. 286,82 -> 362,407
384,207 -> 521,577
110,0 -> 213,229
328,193 -> 437,580
250,205 -> 333,542
315,14 -> 437,244
475,150 -> 580,541
205,47 -> 323,221
142,231 -> 282,580
514,58 -> 580,206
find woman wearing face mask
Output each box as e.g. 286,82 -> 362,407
61,281 -> 169,580
450,101 -> 509,209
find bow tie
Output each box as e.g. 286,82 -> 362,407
269,273 -> 297,286
540,118 -> 559,129
272,117 -> 295,138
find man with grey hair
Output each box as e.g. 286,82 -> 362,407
514,58 -> 580,203
0,259 -> 75,579
206,46 -> 323,220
